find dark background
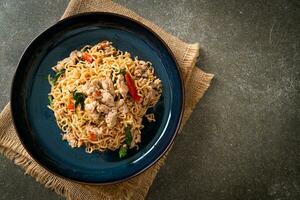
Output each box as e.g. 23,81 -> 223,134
0,0 -> 299,199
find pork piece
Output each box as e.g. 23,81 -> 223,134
85,101 -> 98,112
82,80 -> 101,96
53,50 -> 83,71
91,79 -> 101,88
62,133 -> 77,148
116,99 -> 128,114
105,108 -> 118,128
101,77 -> 114,95
143,88 -> 159,106
134,60 -> 148,77
119,104 -> 128,114
86,125 -> 104,136
69,50 -> 79,65
82,82 -> 93,96
84,98 -> 101,120
98,40 -> 110,49
116,99 -> 124,107
96,104 -> 109,114
76,51 -> 82,58
101,90 -> 115,107
116,75 -> 128,98
53,57 -> 70,71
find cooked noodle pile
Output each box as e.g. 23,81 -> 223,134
48,41 -> 162,157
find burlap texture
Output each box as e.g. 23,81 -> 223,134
0,0 -> 214,199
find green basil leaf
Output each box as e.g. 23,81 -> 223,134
116,67 -> 126,75
124,125 -> 133,146
48,95 -> 53,105
49,69 -> 65,85
119,146 -> 127,158
73,91 -> 86,111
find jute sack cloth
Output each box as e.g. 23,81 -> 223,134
0,0 -> 214,199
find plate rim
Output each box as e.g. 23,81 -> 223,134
10,11 -> 185,185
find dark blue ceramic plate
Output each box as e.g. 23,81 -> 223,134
11,12 -> 183,184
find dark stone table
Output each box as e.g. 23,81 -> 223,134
0,0 -> 299,199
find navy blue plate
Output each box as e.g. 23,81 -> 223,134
11,12 -> 183,184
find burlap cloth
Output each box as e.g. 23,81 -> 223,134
0,0 -> 214,199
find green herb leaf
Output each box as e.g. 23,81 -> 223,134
119,146 -> 127,158
116,68 -> 126,75
73,91 -> 86,110
124,125 -> 133,146
49,69 -> 65,85
48,95 -> 53,105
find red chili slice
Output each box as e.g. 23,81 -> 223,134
89,132 -> 97,141
82,52 -> 93,63
125,72 -> 141,102
67,99 -> 75,111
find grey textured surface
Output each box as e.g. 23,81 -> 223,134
0,0 -> 299,199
